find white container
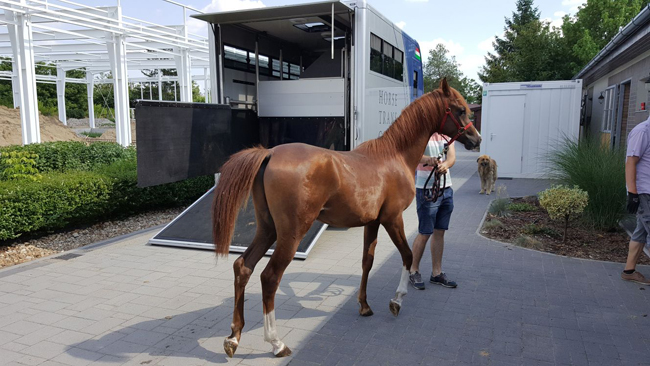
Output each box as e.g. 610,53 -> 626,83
481,80 -> 583,178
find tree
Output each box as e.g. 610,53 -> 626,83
423,44 -> 481,104
480,0 -> 576,82
480,0 -> 540,82
561,0 -> 650,76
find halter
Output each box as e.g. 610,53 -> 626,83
422,101 -> 473,202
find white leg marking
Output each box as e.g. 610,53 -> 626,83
393,266 -> 409,306
264,310 -> 286,356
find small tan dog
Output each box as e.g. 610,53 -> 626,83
477,155 -> 498,195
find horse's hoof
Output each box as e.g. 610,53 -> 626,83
389,300 -> 401,317
275,345 -> 292,357
359,307 -> 374,317
224,337 -> 238,358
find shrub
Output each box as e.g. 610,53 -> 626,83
514,235 -> 543,250
482,219 -> 504,232
38,101 -> 58,116
0,141 -> 135,175
0,171 -> 112,240
522,223 -> 560,238
509,203 -> 537,212
81,132 -> 103,138
67,108 -> 86,119
488,185 -> 510,217
0,157 -> 213,240
1,151 -> 41,181
539,185 -> 588,242
97,157 -> 213,216
548,135 -> 626,230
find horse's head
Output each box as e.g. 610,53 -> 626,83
436,78 -> 482,150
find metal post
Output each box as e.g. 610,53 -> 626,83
279,49 -> 283,80
331,3 -> 334,60
157,71 -> 162,100
11,62 -> 20,108
203,67 -> 208,103
86,71 -> 95,129
174,47 -> 192,102
208,26 -> 220,103
6,5 -> 40,144
140,82 -> 143,100
56,65 -> 67,125
107,33 -> 131,147
174,80 -> 177,101
255,39 -> 259,106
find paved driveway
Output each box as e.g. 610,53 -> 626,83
0,149 -> 648,366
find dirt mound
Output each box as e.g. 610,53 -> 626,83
0,106 -> 83,147
99,121 -> 136,143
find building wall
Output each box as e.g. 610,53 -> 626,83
607,58 -> 650,144
584,49 -> 650,147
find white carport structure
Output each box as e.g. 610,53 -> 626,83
0,0 -> 211,146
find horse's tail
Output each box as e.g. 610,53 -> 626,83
212,146 -> 271,257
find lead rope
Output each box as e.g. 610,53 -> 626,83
422,141 -> 449,202
422,100 -> 474,202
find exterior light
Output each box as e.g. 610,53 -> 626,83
598,92 -> 605,104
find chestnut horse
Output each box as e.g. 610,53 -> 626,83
212,79 -> 481,358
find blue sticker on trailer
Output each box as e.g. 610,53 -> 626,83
402,32 -> 424,102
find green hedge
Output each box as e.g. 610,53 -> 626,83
0,142 -> 136,176
99,157 -> 214,216
0,142 -> 213,240
0,171 -> 112,240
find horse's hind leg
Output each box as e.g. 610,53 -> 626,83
224,173 -> 276,357
224,225 -> 275,357
358,221 -> 379,316
382,216 -> 413,317
260,222 -> 312,357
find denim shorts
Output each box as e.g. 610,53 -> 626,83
631,194 -> 650,244
415,187 -> 454,235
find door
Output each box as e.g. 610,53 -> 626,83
486,94 -> 526,177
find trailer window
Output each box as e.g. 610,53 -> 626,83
413,70 -> 418,99
383,41 -> 394,79
394,49 -> 403,81
370,34 -> 383,74
224,44 -> 300,80
369,33 -> 403,81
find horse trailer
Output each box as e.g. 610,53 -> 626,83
139,0 -> 424,257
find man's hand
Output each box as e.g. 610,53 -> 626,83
422,156 -> 438,166
437,161 -> 449,175
627,192 -> 640,214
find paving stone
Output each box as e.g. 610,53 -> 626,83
1,149 -> 650,366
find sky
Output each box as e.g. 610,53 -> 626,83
80,0 -> 585,83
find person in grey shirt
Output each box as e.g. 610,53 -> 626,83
622,117 -> 650,285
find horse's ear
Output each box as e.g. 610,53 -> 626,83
439,77 -> 451,97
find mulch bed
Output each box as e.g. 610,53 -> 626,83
480,197 -> 650,265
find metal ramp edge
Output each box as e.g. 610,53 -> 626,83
148,186 -> 328,260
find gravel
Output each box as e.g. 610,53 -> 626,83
66,117 -> 115,128
0,206 -> 186,269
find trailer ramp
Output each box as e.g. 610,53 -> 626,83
149,186 -> 327,259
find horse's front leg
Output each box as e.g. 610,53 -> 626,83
358,221 -> 380,316
382,216 -> 413,317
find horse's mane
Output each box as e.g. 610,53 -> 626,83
357,87 -> 468,158
356,90 -> 440,157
